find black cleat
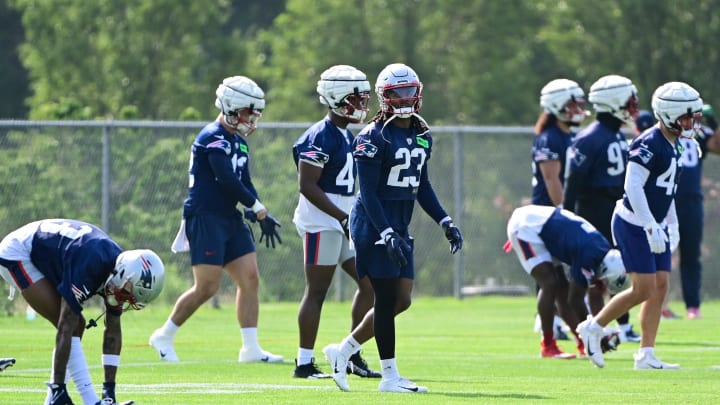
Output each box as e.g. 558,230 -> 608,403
293,358 -> 331,379
0,358 -> 15,371
347,352 -> 381,378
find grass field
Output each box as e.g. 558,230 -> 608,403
1,296 -> 718,404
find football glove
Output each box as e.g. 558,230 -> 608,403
384,232 -> 410,267
258,215 -> 282,249
643,222 -> 668,254
442,221 -> 463,254
600,332 -> 621,353
243,208 -> 258,223
668,223 -> 680,253
47,382 -> 75,405
340,216 -> 350,240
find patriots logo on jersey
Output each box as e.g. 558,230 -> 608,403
299,150 -> 330,165
354,141 -> 378,158
629,146 -> 653,164
569,147 -> 587,166
207,139 -> 232,155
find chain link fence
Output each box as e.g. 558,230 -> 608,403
2,120 -> 719,307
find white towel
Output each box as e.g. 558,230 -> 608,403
171,219 -> 190,253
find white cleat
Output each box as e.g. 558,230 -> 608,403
576,316 -> 604,368
378,377 -> 428,393
238,347 -> 284,363
323,344 -> 349,392
633,352 -> 680,370
149,329 -> 179,362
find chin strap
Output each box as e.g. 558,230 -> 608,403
86,310 -> 106,330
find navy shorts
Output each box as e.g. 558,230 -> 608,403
612,214 -> 671,274
351,212 -> 415,279
186,214 -> 255,266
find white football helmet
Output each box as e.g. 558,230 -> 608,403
375,63 -> 422,118
598,249 -> 629,294
317,65 -> 371,123
651,81 -> 703,138
214,76 -> 265,136
588,75 -> 638,123
105,249 -> 165,310
539,79 -> 587,125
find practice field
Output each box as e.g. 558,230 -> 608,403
1,296 -> 718,404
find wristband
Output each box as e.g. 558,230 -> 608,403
102,354 -> 121,367
251,199 -> 266,213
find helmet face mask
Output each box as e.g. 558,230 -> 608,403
540,78 -> 588,125
652,81 -> 703,139
316,65 -> 371,123
375,63 -> 423,118
105,249 -> 165,311
215,76 -> 265,136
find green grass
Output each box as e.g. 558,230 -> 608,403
1,296 -> 719,404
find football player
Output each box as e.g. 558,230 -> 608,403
564,75 -> 641,343
578,81 -> 703,370
0,219 -> 165,405
505,205 -> 628,359
323,63 -> 463,394
151,76 -> 283,364
292,65 -> 379,380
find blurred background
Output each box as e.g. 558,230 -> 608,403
2,0 -> 719,308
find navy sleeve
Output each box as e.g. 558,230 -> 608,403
207,150 -> 257,207
356,159 -> 392,232
416,165 -> 448,223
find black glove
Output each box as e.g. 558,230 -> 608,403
384,232 -> 410,267
600,332 -> 620,353
258,215 -> 282,248
47,382 -> 75,405
340,216 -> 350,240
442,221 -> 464,254
243,208 -> 258,223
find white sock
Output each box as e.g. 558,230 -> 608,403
241,327 -> 260,350
339,335 -> 360,358
639,346 -> 654,356
67,337 -> 100,405
297,348 -> 314,366
380,358 -> 399,381
588,318 -> 603,331
160,319 -> 179,338
619,323 -> 631,333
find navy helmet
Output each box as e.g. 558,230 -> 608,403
635,109 -> 656,132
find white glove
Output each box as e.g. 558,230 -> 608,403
668,223 -> 680,253
644,222 -> 668,254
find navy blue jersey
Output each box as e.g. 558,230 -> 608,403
352,120 -> 446,236
292,117 -> 356,196
539,208 -> 610,287
30,220 -> 122,314
567,120 -> 628,189
531,125 -> 573,205
623,127 -> 681,221
676,126 -> 713,198
183,121 -> 259,218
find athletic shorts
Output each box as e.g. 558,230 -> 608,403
506,231 -> 552,275
301,230 -> 354,266
612,214 -> 671,274
0,258 -> 43,290
186,214 -> 255,266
